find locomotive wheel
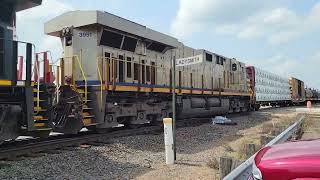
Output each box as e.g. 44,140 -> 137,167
0,105 -> 21,143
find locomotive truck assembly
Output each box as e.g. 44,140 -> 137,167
0,3 -> 319,144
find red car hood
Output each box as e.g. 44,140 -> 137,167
255,139 -> 320,180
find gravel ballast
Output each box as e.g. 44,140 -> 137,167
0,107 -> 299,180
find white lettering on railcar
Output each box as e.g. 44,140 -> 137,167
176,54 -> 203,66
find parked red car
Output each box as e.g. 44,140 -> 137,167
250,139 -> 320,180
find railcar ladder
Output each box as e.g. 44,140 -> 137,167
32,82 -> 51,129
76,86 -> 96,126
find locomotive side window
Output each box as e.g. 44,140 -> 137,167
0,27 -> 4,77
126,57 -> 132,78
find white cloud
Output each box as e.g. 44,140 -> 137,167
171,0 -> 274,39
171,0 -> 320,45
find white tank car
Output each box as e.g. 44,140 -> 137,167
45,10 -> 250,133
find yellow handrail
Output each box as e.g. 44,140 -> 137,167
96,57 -> 103,111
74,55 -> 88,104
61,55 -> 88,104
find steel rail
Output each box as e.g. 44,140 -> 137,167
0,117 -> 211,160
223,115 -> 305,180
0,126 -> 162,160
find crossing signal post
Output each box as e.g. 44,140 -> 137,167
165,54 -> 203,164
172,56 -> 177,161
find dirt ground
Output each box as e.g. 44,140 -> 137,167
301,113 -> 320,140
136,107 -> 300,180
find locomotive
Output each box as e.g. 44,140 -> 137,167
0,7 -> 316,143
45,10 -> 250,134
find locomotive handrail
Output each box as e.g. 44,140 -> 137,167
62,55 -> 88,104
74,55 -> 88,104
96,57 -> 103,111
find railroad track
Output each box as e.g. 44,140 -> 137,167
223,115 -> 305,180
0,117 -> 212,160
0,106 -> 294,161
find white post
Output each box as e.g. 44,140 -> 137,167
163,118 -> 174,164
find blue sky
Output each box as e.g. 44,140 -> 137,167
16,0 -> 320,89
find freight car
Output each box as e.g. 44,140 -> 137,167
0,0 -> 56,144
246,66 -> 291,110
290,77 -> 305,104
305,88 -> 320,102
44,10 -> 251,134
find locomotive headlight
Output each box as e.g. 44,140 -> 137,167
252,161 -> 262,180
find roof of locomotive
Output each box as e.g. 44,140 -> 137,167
44,10 -> 180,48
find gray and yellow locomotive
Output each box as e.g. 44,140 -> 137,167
45,11 -> 251,134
